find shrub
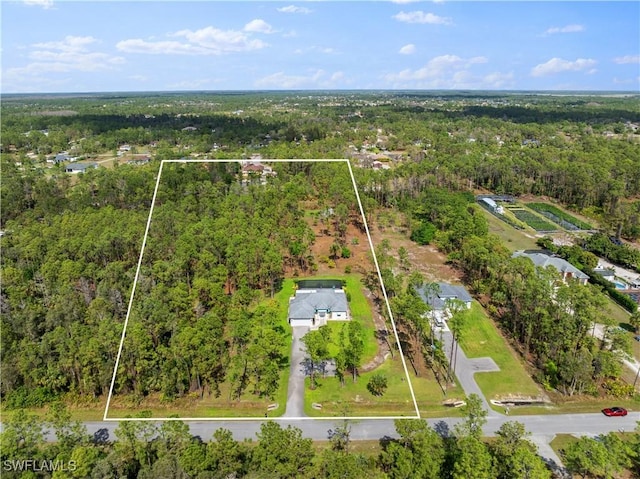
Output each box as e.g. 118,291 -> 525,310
410,221 -> 436,245
367,373 -> 388,396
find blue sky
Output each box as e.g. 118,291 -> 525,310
2,1 -> 638,92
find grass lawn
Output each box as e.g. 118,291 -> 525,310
304,355 -> 417,417
604,298 -> 640,364
459,302 -> 543,402
303,352 -> 466,418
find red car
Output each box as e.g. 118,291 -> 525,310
602,407 -> 628,417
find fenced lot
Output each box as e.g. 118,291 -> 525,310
510,209 -> 558,232
527,203 -> 593,230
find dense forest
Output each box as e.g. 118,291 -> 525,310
1,157 -> 366,408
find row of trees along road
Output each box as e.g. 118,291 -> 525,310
7,396 -> 636,478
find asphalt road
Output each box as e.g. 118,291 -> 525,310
75,411 -> 638,444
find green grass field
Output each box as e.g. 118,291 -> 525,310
479,208 -> 539,251
459,303 -> 542,402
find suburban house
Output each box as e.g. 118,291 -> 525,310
288,280 -> 350,328
513,251 -> 589,285
240,159 -> 276,184
65,162 -> 98,174
47,152 -> 75,164
414,282 -> 473,326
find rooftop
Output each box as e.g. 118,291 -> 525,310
414,282 -> 472,310
289,288 -> 348,319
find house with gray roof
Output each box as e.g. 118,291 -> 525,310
288,287 -> 350,328
65,162 -> 98,174
513,251 -> 589,285
414,282 -> 473,327
415,283 -> 473,311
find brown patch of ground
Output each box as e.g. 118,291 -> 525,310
301,215 -> 374,277
369,211 -> 461,284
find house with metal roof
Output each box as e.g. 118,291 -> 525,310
513,251 -> 589,285
288,287 -> 350,328
65,162 -> 98,174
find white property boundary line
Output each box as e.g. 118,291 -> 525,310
104,158 -> 420,421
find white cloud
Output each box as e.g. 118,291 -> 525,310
277,5 -> 312,14
531,57 -> 597,76
383,54 -> 494,88
393,11 -> 452,25
244,19 -> 276,34
33,35 -> 98,53
2,35 -> 124,92
613,55 -> 640,64
482,71 -> 515,89
399,44 -> 416,55
255,69 -> 345,89
8,35 -> 124,75
23,0 -> 54,9
118,26 -> 268,55
543,24 -> 585,35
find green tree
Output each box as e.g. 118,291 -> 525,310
205,428 -> 247,478
379,420 -> 444,479
0,409 -> 45,462
250,422 -> 314,479
302,326 -> 331,389
452,435 -> 494,479
562,436 -> 612,479
454,393 -> 488,439
491,422 -> 551,479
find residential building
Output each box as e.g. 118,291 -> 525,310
65,162 -> 98,174
414,282 -> 473,327
288,285 -> 350,328
513,251 -> 589,285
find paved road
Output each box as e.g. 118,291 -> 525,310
68,412 -> 638,444
283,326 -> 308,418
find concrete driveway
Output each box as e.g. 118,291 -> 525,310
283,326 -> 309,418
